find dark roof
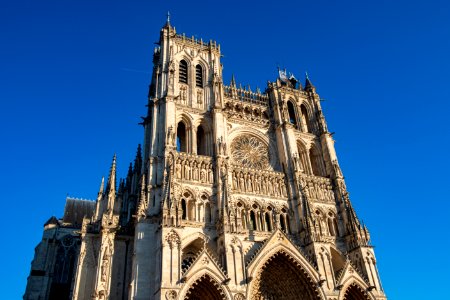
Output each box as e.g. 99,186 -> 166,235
62,198 -> 95,226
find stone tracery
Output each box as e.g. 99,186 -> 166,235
231,136 -> 270,170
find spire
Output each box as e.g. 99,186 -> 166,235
127,163 -> 133,179
106,154 -> 117,195
163,11 -> 172,28
230,74 -> 236,87
164,11 -> 171,28
98,176 -> 105,196
133,144 -> 142,174
305,71 -> 315,91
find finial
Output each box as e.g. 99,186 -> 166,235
166,11 -> 170,24
305,71 -> 309,80
230,74 -> 236,87
98,177 -> 105,194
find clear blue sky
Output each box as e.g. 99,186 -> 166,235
1,0 -> 449,298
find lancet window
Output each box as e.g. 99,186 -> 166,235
176,122 -> 188,153
280,208 -> 290,233
287,100 -> 297,125
179,60 -> 188,84
181,199 -> 187,220
300,104 -> 309,133
196,124 -> 212,156
310,146 -> 326,177
195,64 -> 203,87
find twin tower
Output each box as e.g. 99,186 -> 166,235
24,19 -> 387,300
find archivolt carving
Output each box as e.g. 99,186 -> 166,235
165,230 -> 181,248
234,293 -> 245,300
165,290 -> 177,300
249,250 -> 321,300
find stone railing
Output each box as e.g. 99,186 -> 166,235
174,153 -> 213,184
299,174 -> 335,203
175,34 -> 220,51
231,166 -> 287,198
223,85 -> 269,106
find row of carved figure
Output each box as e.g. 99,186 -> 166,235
300,175 -> 336,203
231,169 -> 287,198
175,156 -> 213,184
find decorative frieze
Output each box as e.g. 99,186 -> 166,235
299,174 -> 335,204
174,153 -> 213,184
231,166 -> 287,198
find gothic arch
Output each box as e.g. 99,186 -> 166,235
176,114 -> 194,153
194,118 -> 213,156
247,247 -> 323,300
177,51 -> 194,64
181,232 -> 209,249
192,57 -> 209,82
310,143 -> 326,177
339,281 -> 373,300
287,99 -> 298,125
180,270 -> 232,300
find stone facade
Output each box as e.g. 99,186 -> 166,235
24,19 -> 387,300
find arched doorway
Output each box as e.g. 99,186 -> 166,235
250,251 -> 320,300
184,274 -> 226,300
343,283 -> 370,300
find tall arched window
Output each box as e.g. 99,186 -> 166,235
181,199 -> 187,220
265,212 -> 272,232
195,64 -> 203,87
310,146 -> 324,177
205,202 -> 211,223
176,122 -> 187,152
328,218 -> 335,236
300,105 -> 309,133
197,125 -> 206,155
249,211 -> 257,231
280,215 -> 286,232
179,60 -> 188,84
287,101 -> 297,125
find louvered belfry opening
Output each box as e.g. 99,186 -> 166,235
179,60 -> 188,84
195,64 -> 203,87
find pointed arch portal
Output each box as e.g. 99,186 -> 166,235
343,283 -> 370,300
250,251 -> 320,300
184,274 -> 226,300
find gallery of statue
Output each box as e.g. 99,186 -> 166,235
24,20 -> 387,300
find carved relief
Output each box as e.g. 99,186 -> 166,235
165,290 -> 177,300
174,153 -> 213,185
165,230 -> 181,249
179,85 -> 188,105
300,174 -> 335,203
231,167 -> 287,198
234,293 -> 245,300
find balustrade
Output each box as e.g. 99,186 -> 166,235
223,85 -> 269,106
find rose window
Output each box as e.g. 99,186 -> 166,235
231,136 -> 269,169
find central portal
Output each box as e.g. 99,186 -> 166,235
185,274 -> 226,300
251,251 -> 320,300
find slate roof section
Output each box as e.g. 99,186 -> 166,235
63,197 -> 95,226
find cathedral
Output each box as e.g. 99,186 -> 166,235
24,18 -> 387,300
